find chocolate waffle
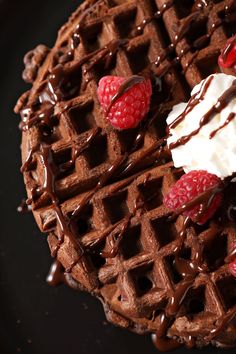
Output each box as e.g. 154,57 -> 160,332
15,0 -> 236,350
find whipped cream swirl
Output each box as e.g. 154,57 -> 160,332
167,73 -> 236,179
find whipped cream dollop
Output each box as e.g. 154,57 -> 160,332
167,73 -> 236,179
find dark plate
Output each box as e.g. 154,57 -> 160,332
0,1 -> 234,353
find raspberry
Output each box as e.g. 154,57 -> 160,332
97,75 -> 152,130
218,35 -> 236,69
164,170 -> 223,225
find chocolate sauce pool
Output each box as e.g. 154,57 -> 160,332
17,0 -> 236,351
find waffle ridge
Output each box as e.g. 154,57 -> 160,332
15,0 -> 236,349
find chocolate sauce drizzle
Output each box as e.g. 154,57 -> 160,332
153,172 -> 236,349
168,75 -> 214,131
107,75 -> 145,114
20,0 -> 232,132
37,144 -> 84,254
18,0 -> 236,351
210,112 -> 236,139
170,79 -> 236,149
132,0 -> 174,36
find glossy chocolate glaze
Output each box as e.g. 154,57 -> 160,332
168,75 -> 214,131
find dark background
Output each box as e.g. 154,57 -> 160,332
0,1 -> 233,353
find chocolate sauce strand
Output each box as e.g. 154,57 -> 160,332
60,127 -> 101,173
152,314 -> 181,352
167,276 -> 194,316
101,216 -> 130,258
47,260 -> 65,286
173,12 -> 199,45
174,184 -> 223,218
170,80 -> 236,149
210,112 -> 236,139
107,75 -> 145,114
133,0 -> 173,35
222,36 -> 236,63
169,75 -> 214,131
21,146 -> 38,173
152,334 -> 182,352
38,144 -> 83,254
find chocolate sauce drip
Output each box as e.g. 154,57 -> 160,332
222,35 -> 236,63
172,216 -> 191,254
59,127 -> 101,173
101,216 -> 131,258
152,314 -> 182,351
37,144 -> 83,254
47,260 -> 81,289
21,145 -> 38,173
107,75 -> 145,114
206,306 -> 236,341
170,80 -> 236,149
210,112 -> 236,139
173,184 -> 223,222
167,276 -> 195,316
47,260 -> 65,286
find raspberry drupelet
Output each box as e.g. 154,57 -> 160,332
98,75 -> 152,130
